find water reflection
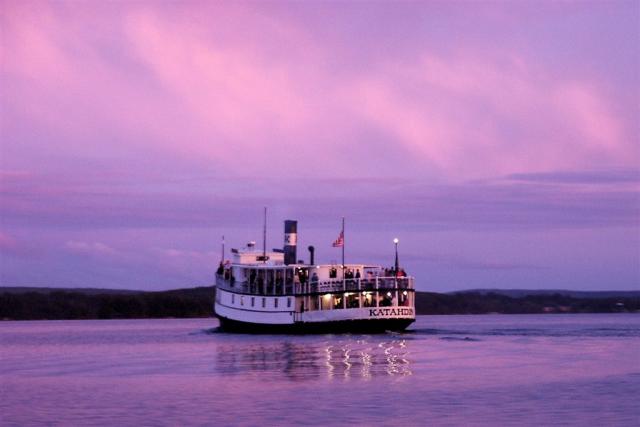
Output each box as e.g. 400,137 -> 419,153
215,337 -> 412,380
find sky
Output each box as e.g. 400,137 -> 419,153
1,0 -> 638,292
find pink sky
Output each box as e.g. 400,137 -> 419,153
1,1 -> 638,291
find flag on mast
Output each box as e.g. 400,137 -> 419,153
332,231 -> 344,247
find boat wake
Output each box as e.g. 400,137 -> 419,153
409,326 -> 640,338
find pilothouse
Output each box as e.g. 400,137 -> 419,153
214,219 -> 416,333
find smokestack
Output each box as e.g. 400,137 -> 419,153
284,220 -> 297,265
308,245 -> 315,265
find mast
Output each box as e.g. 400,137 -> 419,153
263,207 -> 267,263
342,217 -> 345,278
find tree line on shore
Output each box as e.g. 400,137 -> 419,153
0,287 -> 638,320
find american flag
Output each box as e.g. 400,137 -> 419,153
332,231 -> 344,247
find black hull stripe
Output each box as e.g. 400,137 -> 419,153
215,315 -> 415,334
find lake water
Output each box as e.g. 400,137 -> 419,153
1,314 -> 639,426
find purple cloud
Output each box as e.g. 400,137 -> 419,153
506,170 -> 640,185
1,1 -> 638,291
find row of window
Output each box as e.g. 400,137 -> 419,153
230,293 -> 292,309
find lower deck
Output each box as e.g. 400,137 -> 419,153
214,287 -> 415,333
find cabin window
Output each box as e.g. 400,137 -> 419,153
333,295 -> 342,309
240,296 -> 244,306
287,297 -> 291,308
321,294 -> 332,310
345,293 -> 359,309
262,297 -> 266,308
362,292 -> 373,307
381,291 -> 393,307
251,297 -> 255,307
400,291 -> 408,306
274,298 -> 279,308
232,294 -> 235,304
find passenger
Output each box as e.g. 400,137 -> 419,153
293,273 -> 300,293
298,269 -> 307,285
355,269 -> 361,280
311,272 -> 318,283
382,295 -> 392,306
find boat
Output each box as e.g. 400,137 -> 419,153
214,219 -> 416,333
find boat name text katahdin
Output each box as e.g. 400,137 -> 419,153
369,308 -> 414,317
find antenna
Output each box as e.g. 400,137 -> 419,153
262,207 -> 267,262
221,235 -> 225,263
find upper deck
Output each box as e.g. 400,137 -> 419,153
216,247 -> 414,297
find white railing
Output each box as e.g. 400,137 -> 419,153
217,274 -> 414,296
313,277 -> 413,294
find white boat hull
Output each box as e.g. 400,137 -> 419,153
214,288 -> 415,333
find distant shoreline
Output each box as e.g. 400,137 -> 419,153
1,286 -> 638,321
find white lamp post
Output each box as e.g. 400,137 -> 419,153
393,238 -> 399,274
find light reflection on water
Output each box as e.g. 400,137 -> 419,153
215,338 -> 411,380
1,314 -> 639,426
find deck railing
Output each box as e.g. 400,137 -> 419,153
216,275 -> 414,296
